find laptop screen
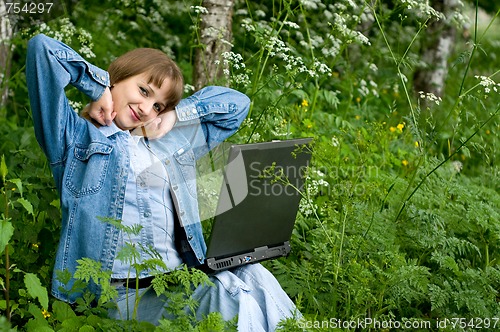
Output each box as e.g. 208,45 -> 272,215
205,138 -> 312,259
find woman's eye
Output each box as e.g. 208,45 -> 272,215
153,103 -> 161,113
140,87 -> 148,96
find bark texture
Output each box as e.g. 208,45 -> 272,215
413,0 -> 461,99
193,0 -> 234,91
0,1 -> 13,106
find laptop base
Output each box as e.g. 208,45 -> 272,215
205,242 -> 291,272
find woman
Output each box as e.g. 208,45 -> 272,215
26,34 -> 298,330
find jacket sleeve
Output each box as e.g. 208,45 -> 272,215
26,34 -> 110,165
173,86 -> 250,159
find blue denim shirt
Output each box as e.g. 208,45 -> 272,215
26,34 -> 250,303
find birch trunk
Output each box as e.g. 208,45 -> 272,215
193,0 -> 234,91
413,0 -> 461,99
0,1 -> 13,107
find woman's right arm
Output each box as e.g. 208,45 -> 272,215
26,34 -> 110,164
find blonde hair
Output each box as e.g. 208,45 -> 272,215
82,48 -> 184,124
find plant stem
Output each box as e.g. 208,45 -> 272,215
3,185 -> 10,321
5,245 -> 10,321
370,2 -> 424,141
335,209 -> 347,283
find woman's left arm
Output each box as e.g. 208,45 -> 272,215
172,86 -> 250,158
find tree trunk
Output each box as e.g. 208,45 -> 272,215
0,1 -> 13,107
193,0 -> 234,91
413,0 -> 461,99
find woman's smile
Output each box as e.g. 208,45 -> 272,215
130,106 -> 141,122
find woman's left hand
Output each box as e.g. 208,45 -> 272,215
87,86 -> 115,126
131,110 -> 178,139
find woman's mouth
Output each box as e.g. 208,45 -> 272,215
130,107 -> 140,122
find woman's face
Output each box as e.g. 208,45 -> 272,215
111,72 -> 172,131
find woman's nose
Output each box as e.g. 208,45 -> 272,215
139,100 -> 155,118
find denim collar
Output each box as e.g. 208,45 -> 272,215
98,121 -> 126,138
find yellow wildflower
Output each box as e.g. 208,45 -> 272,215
389,127 -> 396,132
42,309 -> 51,319
397,123 -> 405,132
32,243 -> 39,249
402,160 -> 409,167
355,97 -> 361,103
307,123 -> 313,129
355,115 -> 361,120
414,141 -> 419,148
485,129 -> 491,135
301,99 -> 309,107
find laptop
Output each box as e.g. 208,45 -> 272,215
202,137 -> 312,273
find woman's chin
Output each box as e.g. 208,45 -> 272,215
114,119 -> 139,131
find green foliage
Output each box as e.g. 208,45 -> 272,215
0,220 -> 14,256
24,273 -> 49,310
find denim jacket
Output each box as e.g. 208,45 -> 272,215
26,34 -> 249,303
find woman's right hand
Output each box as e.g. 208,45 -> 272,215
131,109 -> 177,139
87,86 -> 115,126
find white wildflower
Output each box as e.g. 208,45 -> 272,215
79,46 -> 95,59
331,136 -> 340,147
475,75 -> 500,94
241,18 -> 255,32
235,9 -> 248,16
400,0 -> 445,20
255,10 -> 266,18
299,0 -> 322,10
314,169 -> 325,177
283,21 -> 300,29
191,6 -> 208,15
452,161 -> 463,173
418,91 -> 442,105
68,100 -> 83,112
183,84 -> 195,94
346,0 -> 358,8
299,197 -> 317,217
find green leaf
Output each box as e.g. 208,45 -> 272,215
0,220 -> 14,255
79,325 -> 96,332
52,300 -> 76,321
0,155 -> 7,180
17,197 -> 34,215
322,89 -> 340,107
61,316 -> 86,329
27,303 -> 46,321
9,178 -> 23,196
50,199 -> 60,209
0,315 -> 13,332
25,320 -> 54,332
25,273 -> 49,309
55,269 -> 72,285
